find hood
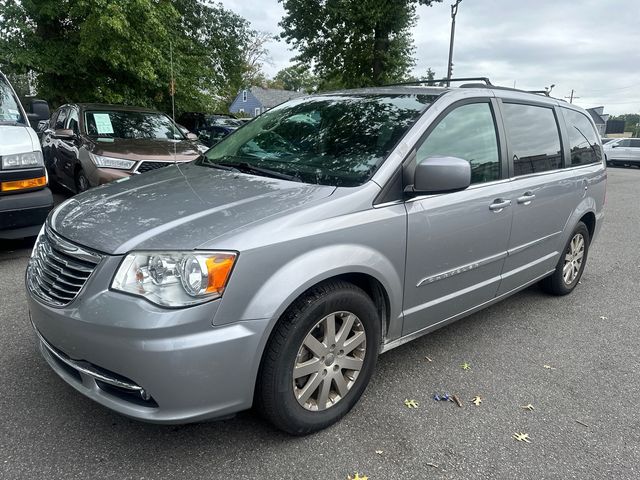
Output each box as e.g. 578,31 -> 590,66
50,163 -> 336,254
0,124 -> 38,156
89,137 -> 200,162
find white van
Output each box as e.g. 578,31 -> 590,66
0,70 -> 53,239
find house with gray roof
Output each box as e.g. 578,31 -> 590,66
586,106 -> 609,136
229,86 -> 306,118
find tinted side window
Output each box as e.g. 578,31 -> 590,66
562,108 -> 602,166
417,102 -> 500,184
54,107 -> 68,130
617,139 -> 630,147
630,139 -> 640,148
502,103 -> 562,176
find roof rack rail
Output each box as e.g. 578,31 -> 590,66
383,77 -> 493,87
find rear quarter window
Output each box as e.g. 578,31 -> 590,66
502,103 -> 562,176
561,108 -> 602,166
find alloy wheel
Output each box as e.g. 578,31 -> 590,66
292,311 -> 367,411
563,233 -> 585,285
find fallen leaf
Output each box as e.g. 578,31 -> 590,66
599,316 -> 608,320
471,396 -> 482,406
425,356 -> 433,362
520,404 -> 535,411
543,365 -> 556,370
375,450 -> 383,455
347,474 -> 368,480
426,463 -> 439,468
460,362 -> 471,370
404,399 -> 419,408
513,432 -> 531,443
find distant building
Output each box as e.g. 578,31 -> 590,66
229,87 -> 306,118
586,107 -> 609,136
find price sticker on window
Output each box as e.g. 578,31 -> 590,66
94,113 -> 114,134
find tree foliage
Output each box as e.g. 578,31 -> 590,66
279,0 -> 442,89
268,65 -> 320,92
0,0 -> 258,112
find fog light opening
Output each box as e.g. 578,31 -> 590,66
140,389 -> 151,401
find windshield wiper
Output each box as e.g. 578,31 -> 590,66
217,161 -> 300,182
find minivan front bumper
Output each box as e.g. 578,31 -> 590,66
27,288 -> 270,424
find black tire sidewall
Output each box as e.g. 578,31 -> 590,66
264,285 -> 380,434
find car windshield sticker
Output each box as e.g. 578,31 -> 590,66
94,113 -> 114,134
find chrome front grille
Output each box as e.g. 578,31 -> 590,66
27,227 -> 101,307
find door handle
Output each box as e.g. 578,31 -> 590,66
516,192 -> 536,205
489,199 -> 511,212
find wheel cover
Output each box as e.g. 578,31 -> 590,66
292,311 -> 366,411
78,174 -> 89,192
563,233 -> 585,285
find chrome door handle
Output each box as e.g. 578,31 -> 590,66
489,199 -> 511,211
516,192 -> 536,205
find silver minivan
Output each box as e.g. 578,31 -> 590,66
26,81 -> 606,434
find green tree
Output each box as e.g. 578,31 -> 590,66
610,114 -> 640,137
269,65 -> 319,92
0,0 -> 255,112
279,0 -> 442,89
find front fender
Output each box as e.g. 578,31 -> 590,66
215,243 -> 404,337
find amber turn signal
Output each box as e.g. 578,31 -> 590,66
1,176 -> 47,192
205,254 -> 236,294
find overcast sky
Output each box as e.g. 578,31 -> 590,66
219,0 -> 640,115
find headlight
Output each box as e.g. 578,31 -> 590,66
111,251 -> 237,307
1,151 -> 44,169
89,153 -> 135,170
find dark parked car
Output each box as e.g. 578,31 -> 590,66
41,104 -> 203,193
177,112 -> 241,147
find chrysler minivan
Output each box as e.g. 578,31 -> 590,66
26,80 -> 606,434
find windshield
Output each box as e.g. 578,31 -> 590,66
199,93 -> 436,186
84,110 -> 185,140
0,76 -> 26,125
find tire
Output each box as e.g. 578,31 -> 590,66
256,280 -> 380,435
540,222 -> 590,295
75,168 -> 90,193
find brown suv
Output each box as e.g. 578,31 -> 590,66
41,104 -> 204,193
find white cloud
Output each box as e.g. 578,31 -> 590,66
219,0 -> 640,115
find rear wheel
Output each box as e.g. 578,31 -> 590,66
257,280 -> 380,435
540,222 -> 590,295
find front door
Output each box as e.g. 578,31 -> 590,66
402,100 -> 513,336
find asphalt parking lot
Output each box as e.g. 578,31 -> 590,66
1,168 -> 638,480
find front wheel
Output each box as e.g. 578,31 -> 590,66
75,168 -> 90,193
256,280 -> 380,435
540,222 -> 590,295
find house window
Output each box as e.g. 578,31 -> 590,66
239,108 -> 244,114
254,107 -> 261,117
242,90 -> 247,102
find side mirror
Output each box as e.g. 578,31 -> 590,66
186,132 -> 198,140
25,99 -> 50,129
412,156 -> 471,194
611,145 -> 618,148
53,128 -> 74,139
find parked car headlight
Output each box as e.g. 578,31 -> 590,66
1,151 -> 43,169
111,251 -> 237,307
89,153 -> 135,170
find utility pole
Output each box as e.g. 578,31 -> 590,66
564,89 -> 580,104
446,0 -> 462,87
